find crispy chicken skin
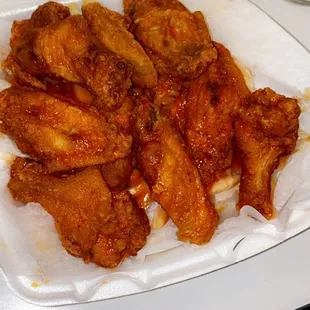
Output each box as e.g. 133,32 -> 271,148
124,0 -> 189,20
170,43 -> 250,186
30,1 -> 70,28
0,87 -> 132,172
101,156 -> 134,191
8,158 -> 150,268
144,75 -> 183,107
125,0 -> 217,79
101,96 -> 135,190
134,97 -> 218,244
82,2 -> 157,88
235,88 -> 300,219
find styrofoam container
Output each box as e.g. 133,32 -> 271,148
0,0 -> 310,306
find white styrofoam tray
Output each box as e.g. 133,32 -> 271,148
0,0 -> 310,306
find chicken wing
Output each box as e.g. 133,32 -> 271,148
170,43 -> 250,186
33,15 -> 90,83
0,87 -> 132,172
3,2 -> 70,90
8,158 -> 150,268
134,97 -> 218,244
82,2 -> 157,88
4,5 -> 133,111
235,88 -> 300,219
125,0 -> 217,79
35,15 -> 133,110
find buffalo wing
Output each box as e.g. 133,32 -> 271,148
0,87 -> 132,172
170,43 -> 250,186
134,97 -> 218,244
235,88 -> 300,219
8,158 -> 150,268
35,15 -> 133,110
4,3 -> 133,111
124,0 -> 217,79
82,2 -> 157,88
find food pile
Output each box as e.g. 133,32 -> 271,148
0,1 -> 300,268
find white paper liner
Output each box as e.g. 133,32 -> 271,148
0,0 -> 309,306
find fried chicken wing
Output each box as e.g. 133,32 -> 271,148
170,43 -> 250,186
0,87 -> 132,172
235,88 -> 300,219
33,15 -> 90,84
82,2 -> 157,88
3,2 -> 70,90
4,6 -> 133,111
8,158 -> 150,268
134,97 -> 218,244
34,15 -> 133,110
125,0 -> 217,79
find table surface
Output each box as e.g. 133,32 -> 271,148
1,0 -> 310,309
